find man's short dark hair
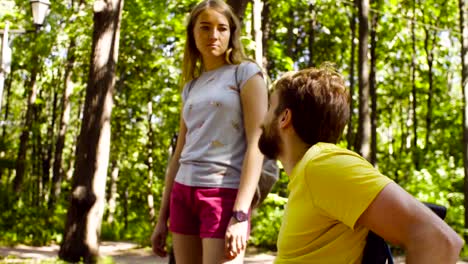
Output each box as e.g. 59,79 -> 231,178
273,63 -> 350,146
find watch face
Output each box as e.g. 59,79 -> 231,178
233,211 -> 248,222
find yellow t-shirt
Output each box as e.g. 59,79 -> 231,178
275,143 -> 393,264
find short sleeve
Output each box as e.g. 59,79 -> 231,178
237,61 -> 263,90
304,151 -> 393,229
181,81 -> 192,102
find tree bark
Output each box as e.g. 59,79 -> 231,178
59,0 -> 124,262
49,37 -> 77,210
261,0 -> 271,73
252,0 -> 263,67
1,64 -> 13,130
423,26 -> 435,151
146,100 -> 155,222
308,2 -> 317,67
347,4 -> 357,150
286,9 -> 295,59
411,0 -> 419,169
0,65 -> 14,183
42,76 -> 59,202
369,1 -> 379,166
421,2 -> 446,152
106,160 -> 119,224
13,66 -> 39,193
354,0 -> 371,161
459,0 -> 468,241
226,0 -> 250,25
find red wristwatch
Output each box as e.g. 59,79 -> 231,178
232,210 -> 249,222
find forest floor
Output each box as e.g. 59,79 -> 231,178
0,241 -> 276,263
0,241 -> 467,263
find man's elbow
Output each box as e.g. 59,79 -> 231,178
405,227 -> 464,262
437,230 -> 464,260
449,233 -> 464,256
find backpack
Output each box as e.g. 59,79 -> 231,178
187,63 -> 279,209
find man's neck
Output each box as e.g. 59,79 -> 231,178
279,137 -> 310,176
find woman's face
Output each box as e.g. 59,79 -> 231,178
193,8 -> 231,63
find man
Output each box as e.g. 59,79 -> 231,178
258,65 -> 464,263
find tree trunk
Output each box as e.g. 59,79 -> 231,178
1,64 -> 13,128
423,27 -> 435,151
308,2 -> 316,67
65,90 -> 86,182
411,0 -> 419,169
13,67 -> 39,193
42,78 -> 59,201
32,127 -> 41,206
226,0 -> 250,25
146,100 -> 155,222
0,65 -> 14,182
252,0 -> 263,67
59,0 -> 124,262
459,0 -> 468,241
286,9 -> 295,59
106,160 -> 119,224
261,0 -> 271,73
369,2 -> 379,166
123,187 -> 129,229
354,0 -> 371,161
49,37 -> 77,210
421,2 -> 446,152
347,5 -> 357,150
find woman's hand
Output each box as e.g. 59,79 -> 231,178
225,217 -> 249,259
151,220 -> 168,257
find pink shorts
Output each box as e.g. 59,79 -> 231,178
169,182 -> 250,238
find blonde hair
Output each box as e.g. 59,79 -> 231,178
181,0 -> 247,88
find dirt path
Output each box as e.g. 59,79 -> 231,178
0,241 -> 276,263
1,242 -> 466,264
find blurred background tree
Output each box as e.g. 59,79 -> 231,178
0,0 -> 467,259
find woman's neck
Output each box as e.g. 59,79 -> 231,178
203,57 -> 227,71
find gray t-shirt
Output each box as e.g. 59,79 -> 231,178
175,61 -> 262,189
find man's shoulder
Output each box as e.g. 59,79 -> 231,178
301,143 -> 382,183
303,143 -> 364,164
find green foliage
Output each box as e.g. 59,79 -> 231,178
0,0 -> 466,256
250,193 -> 288,250
0,189 -> 66,246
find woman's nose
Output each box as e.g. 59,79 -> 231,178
209,29 -> 219,39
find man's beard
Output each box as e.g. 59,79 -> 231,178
258,118 -> 281,160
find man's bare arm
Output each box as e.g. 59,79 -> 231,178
357,183 -> 464,264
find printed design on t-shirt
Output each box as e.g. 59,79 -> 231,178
211,140 -> 225,148
231,120 -> 240,131
187,104 -> 193,113
229,85 -> 239,92
210,101 -> 222,107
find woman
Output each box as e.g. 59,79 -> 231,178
150,0 -> 268,263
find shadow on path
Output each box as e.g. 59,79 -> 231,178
0,241 -> 276,263
3,243 -> 464,264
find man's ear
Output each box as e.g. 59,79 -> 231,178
279,109 -> 292,128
